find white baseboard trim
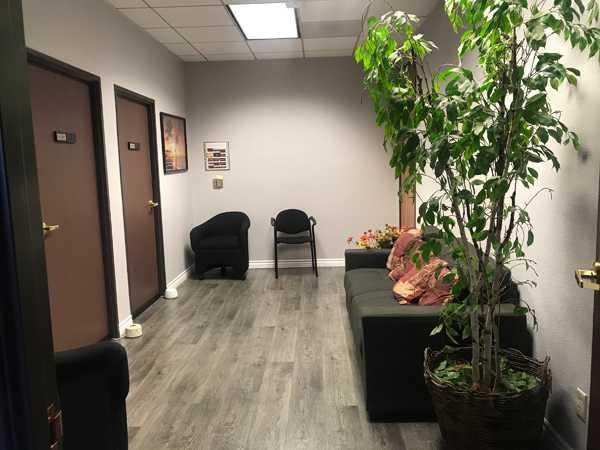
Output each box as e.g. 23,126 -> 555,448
167,264 -> 196,289
249,258 -> 344,270
118,315 -> 133,337
542,419 -> 573,450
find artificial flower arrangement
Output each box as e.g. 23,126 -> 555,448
347,225 -> 406,249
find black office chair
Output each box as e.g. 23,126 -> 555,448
190,211 -> 251,280
271,209 -> 317,279
55,341 -> 129,450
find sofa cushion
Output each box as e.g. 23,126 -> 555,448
344,268 -> 395,310
348,291 -> 401,359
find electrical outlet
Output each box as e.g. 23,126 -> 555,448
577,388 -> 587,421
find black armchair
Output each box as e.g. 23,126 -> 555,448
190,211 -> 251,280
54,341 -> 129,450
271,209 -> 317,279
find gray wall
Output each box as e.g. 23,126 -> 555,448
419,4 -> 600,449
185,58 -> 400,266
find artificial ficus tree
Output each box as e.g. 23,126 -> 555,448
356,0 -> 600,390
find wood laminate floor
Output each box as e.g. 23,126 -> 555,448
120,267 -> 443,450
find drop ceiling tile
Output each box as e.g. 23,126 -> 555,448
255,52 -> 304,60
193,42 -> 251,55
304,49 -> 354,58
145,28 -> 187,44
180,55 -> 208,61
301,20 -> 361,39
119,8 -> 170,28
165,43 -> 200,55
367,0 -> 440,19
303,37 -> 357,51
225,0 -> 292,3
300,0 -> 365,22
147,0 -> 220,6
155,6 -> 233,27
248,39 -> 302,53
105,0 -> 147,7
177,26 -> 243,42
206,54 -> 256,61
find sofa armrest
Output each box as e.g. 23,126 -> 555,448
345,249 -> 390,272
358,303 -> 532,417
190,222 -> 211,251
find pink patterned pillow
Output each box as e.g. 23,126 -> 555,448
393,256 -> 447,304
388,240 -> 426,282
418,266 -> 458,306
386,227 -> 424,271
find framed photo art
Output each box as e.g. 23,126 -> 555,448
160,112 -> 188,174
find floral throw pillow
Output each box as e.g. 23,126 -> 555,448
388,239 -> 426,282
418,266 -> 458,306
393,256 -> 448,304
386,227 -> 424,271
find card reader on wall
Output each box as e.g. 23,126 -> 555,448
213,176 -> 223,189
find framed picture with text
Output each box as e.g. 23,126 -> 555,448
160,112 -> 188,174
204,142 -> 230,171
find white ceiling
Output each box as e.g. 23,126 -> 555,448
104,0 -> 441,62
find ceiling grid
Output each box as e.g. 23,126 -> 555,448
104,0 -> 441,62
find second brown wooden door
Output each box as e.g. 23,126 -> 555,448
116,93 -> 163,315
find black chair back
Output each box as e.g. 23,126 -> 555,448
206,211 -> 250,236
274,209 -> 310,234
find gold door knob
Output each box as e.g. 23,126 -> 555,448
42,222 -> 60,235
575,261 -> 600,291
148,200 -> 159,209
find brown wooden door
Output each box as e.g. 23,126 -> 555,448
587,164 -> 600,448
28,63 -> 109,352
116,92 -> 163,314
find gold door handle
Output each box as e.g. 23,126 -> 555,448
42,222 -> 60,235
575,261 -> 600,291
148,200 -> 159,209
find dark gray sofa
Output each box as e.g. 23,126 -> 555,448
344,248 -> 533,422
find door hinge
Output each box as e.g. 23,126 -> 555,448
47,404 -> 63,450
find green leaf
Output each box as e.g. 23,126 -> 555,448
490,87 -> 507,103
472,230 -> 489,241
527,230 -> 535,246
525,92 -> 547,111
529,25 -> 546,40
355,45 -> 364,63
523,109 -> 554,126
548,129 -> 562,143
443,273 -> 456,284
492,235 -> 501,251
431,323 -> 443,335
457,189 -> 472,200
513,306 -> 529,316
537,127 -> 549,143
511,66 -> 525,83
367,16 -> 377,27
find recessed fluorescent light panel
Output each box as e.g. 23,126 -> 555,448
228,3 -> 299,40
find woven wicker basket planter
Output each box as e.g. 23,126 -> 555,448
424,347 -> 552,450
